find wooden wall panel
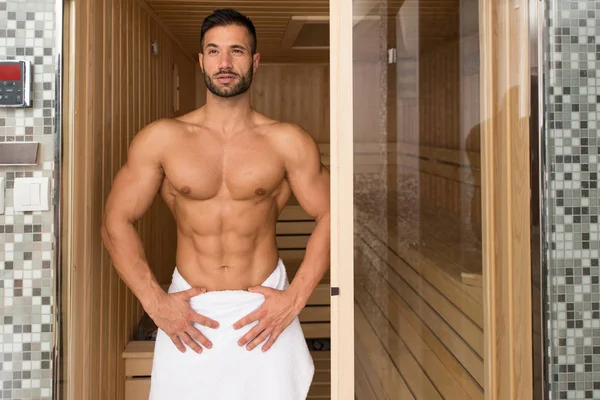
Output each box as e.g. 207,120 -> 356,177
416,39 -> 481,152
354,61 -> 387,144
419,41 -> 461,149
392,36 -> 482,223
249,64 -> 330,143
195,65 -> 207,108
195,64 -> 329,141
68,0 -> 196,399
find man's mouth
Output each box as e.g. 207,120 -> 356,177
215,74 -> 237,84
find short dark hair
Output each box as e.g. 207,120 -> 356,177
200,9 -> 257,54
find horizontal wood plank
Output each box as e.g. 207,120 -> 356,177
125,378 -> 151,400
123,340 -> 155,358
277,221 -> 316,234
302,323 -> 331,339
279,206 -> 313,221
306,285 -> 331,305
125,358 -> 153,377
300,306 -> 331,322
277,235 -> 311,248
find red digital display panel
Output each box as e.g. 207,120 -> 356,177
0,65 -> 21,81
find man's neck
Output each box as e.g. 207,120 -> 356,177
203,91 -> 253,134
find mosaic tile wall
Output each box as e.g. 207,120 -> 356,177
545,0 -> 600,399
0,0 -> 57,399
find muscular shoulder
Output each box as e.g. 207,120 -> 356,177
264,122 -> 322,170
127,118 -> 182,165
267,123 -> 319,157
134,118 -> 183,143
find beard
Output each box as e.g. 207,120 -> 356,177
203,65 -> 253,98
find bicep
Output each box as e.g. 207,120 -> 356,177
104,127 -> 165,223
284,131 -> 330,220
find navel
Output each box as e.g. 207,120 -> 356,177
219,265 -> 229,270
181,186 -> 191,195
255,188 -> 266,196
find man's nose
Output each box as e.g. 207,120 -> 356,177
218,53 -> 233,70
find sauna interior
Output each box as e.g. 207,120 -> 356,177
67,0 -> 484,399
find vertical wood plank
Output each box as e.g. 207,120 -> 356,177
480,0 -> 533,399
108,0 -> 117,397
134,0 -> 143,330
99,0 -> 110,396
115,0 -> 125,398
71,0 -> 92,396
330,0 -> 355,397
91,1 -> 104,398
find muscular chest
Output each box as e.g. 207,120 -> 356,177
162,138 -> 286,201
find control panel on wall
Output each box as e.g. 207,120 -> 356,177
0,60 -> 32,108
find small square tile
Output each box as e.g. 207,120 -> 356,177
0,1 -> 58,398
547,1 -> 600,398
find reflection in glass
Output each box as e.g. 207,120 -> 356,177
352,0 -> 485,398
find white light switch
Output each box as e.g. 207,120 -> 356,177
30,183 -> 41,205
0,177 -> 4,215
13,177 -> 50,212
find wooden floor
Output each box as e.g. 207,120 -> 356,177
353,202 -> 484,400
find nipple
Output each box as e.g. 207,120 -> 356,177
181,186 -> 191,195
255,188 -> 266,195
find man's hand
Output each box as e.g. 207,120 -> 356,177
233,286 -> 301,352
147,287 -> 220,354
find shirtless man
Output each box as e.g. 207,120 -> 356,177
100,7 -> 330,366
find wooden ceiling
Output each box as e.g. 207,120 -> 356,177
146,0 -> 465,64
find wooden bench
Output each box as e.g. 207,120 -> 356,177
123,205 -> 331,399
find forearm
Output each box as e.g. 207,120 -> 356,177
101,217 -> 165,311
287,212 -> 331,311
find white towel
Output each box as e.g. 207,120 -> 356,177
149,259 -> 315,400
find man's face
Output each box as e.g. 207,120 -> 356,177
199,25 -> 259,98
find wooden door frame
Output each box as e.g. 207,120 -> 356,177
329,0 -> 354,397
329,0 -> 535,399
57,0 -> 75,398
480,0 -> 534,398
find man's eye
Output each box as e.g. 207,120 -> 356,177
209,50 -> 217,54
233,49 -> 242,54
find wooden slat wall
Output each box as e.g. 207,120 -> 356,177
69,0 -> 196,399
391,36 -> 482,223
419,41 -> 461,149
196,66 -> 207,108
249,64 -> 330,143
195,64 -> 330,142
346,6 -> 483,224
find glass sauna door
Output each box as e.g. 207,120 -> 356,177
337,0 -> 487,398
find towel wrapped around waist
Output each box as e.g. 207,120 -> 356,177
149,259 -> 315,400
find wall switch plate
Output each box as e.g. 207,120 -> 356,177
0,177 -> 4,214
13,177 -> 50,212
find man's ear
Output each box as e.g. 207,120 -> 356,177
252,53 -> 260,73
198,53 -> 204,72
